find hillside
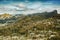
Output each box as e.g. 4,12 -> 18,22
0,10 -> 60,40
0,13 -> 12,20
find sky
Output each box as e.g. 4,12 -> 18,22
0,0 -> 60,14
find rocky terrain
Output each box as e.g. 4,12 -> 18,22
0,10 -> 60,40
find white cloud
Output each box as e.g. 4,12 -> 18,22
0,2 -> 60,14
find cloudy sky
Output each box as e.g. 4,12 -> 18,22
0,0 -> 60,14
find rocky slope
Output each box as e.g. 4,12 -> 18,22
0,10 -> 60,40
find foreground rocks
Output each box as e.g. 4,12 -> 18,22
0,30 -> 59,40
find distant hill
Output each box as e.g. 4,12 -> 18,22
0,10 -> 57,24
28,10 -> 57,18
0,13 -> 12,20
0,13 -> 24,24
